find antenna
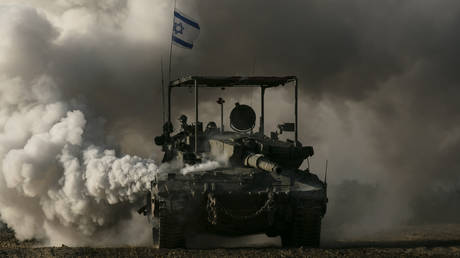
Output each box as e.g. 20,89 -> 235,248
161,57 -> 165,125
217,97 -> 225,133
324,160 -> 328,184
250,56 -> 256,107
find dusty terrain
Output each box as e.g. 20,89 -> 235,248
1,224 -> 460,257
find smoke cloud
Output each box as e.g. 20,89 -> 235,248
0,74 -> 162,246
1,0 -> 460,246
0,3 -> 163,246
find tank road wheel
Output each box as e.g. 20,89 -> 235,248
281,207 -> 321,248
158,208 -> 186,248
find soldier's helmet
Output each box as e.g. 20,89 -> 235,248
205,122 -> 218,135
206,122 -> 217,130
178,114 -> 188,124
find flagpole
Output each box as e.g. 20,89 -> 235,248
167,0 -> 176,123
168,0 -> 176,87
168,31 -> 173,83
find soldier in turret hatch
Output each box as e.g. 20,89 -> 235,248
171,115 -> 191,152
164,121 -> 173,135
178,114 -> 191,134
154,121 -> 173,147
205,121 -> 219,135
154,121 -> 174,162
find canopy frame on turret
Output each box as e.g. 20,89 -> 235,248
167,76 -> 299,153
169,76 -> 296,88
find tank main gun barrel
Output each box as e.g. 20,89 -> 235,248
244,153 -> 282,174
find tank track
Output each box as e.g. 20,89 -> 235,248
155,208 -> 186,248
281,204 -> 322,248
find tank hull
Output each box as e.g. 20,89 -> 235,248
150,168 -> 327,247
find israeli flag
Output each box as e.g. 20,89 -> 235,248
172,9 -> 200,49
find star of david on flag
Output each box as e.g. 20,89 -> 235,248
172,9 -> 200,49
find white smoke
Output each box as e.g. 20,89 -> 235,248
0,74 -> 160,246
181,160 -> 223,175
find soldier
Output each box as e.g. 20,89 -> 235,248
205,121 -> 218,135
163,121 -> 174,135
154,121 -> 175,162
154,121 -> 173,147
179,114 -> 189,132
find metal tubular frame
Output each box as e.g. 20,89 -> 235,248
194,79 -> 198,153
260,87 -> 265,136
167,76 -> 299,150
168,87 -> 172,123
294,78 -> 298,146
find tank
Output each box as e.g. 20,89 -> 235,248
139,76 -> 328,248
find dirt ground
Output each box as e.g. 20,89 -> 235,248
1,224 -> 460,257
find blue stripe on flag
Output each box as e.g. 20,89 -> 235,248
174,11 -> 200,29
172,35 -> 193,49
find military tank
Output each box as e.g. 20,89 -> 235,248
139,76 -> 328,248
